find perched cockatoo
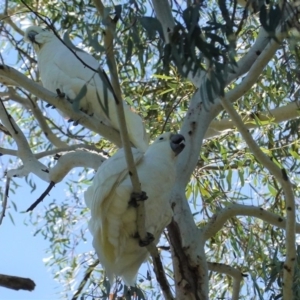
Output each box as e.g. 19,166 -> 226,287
24,26 -> 149,152
84,132 -> 185,286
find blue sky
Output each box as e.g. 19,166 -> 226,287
0,181 -> 65,300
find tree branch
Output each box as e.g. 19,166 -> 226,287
220,95 -> 295,299
203,203 -> 300,241
1,98 -> 107,187
26,181 -> 55,212
0,12 -> 24,36
0,144 -> 106,159
72,259 -> 99,300
0,65 -> 122,147
0,177 -> 10,225
151,0 -> 175,44
205,101 -> 300,139
48,150 -> 106,182
207,262 -> 244,300
6,149 -> 105,182
3,89 -> 68,148
93,1 -> 172,297
0,147 -> 17,156
93,0 -> 147,241
150,3 -> 298,300
0,274 -> 35,291
0,99 -> 50,181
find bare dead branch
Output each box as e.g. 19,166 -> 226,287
26,181 -> 55,212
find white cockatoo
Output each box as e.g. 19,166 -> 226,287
24,26 -> 149,152
84,132 -> 185,286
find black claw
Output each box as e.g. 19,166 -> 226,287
54,154 -> 61,160
67,119 -> 73,123
45,103 -> 52,108
128,191 -> 148,207
56,89 -> 65,98
73,120 -> 79,126
139,232 -> 155,247
79,108 -> 88,114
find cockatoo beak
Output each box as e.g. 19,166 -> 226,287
26,30 -> 38,44
170,134 -> 185,156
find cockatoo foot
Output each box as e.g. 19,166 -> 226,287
45,103 -> 56,109
128,191 -> 148,207
80,107 -> 88,114
138,232 -> 155,247
56,88 -> 66,98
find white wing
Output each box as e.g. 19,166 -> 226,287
84,147 -> 143,284
84,133 -> 180,286
84,147 -> 143,218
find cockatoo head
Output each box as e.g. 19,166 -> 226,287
150,132 -> 185,157
24,26 -> 54,53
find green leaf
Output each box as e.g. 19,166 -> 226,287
63,29 -> 85,53
85,25 -> 104,53
72,84 -> 88,112
125,38 -> 133,63
140,16 -> 164,40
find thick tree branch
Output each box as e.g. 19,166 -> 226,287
0,65 -> 122,147
0,12 -> 24,36
220,96 -> 295,299
203,203 -> 300,241
0,74 -> 18,86
3,89 -> 68,148
7,149 -> 105,182
207,262 -> 244,300
0,99 -> 50,181
0,144 -> 105,159
0,274 -> 35,291
0,147 -> 17,156
206,100 -> 300,138
155,5 -> 298,299
34,144 -> 108,159
1,98 -> 106,187
48,150 -> 105,182
151,0 -> 175,44
226,27 -> 270,84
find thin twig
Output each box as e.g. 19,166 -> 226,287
72,259 -> 99,300
0,177 -> 10,225
93,1 -> 173,298
26,181 -> 55,212
93,0 -> 147,243
0,122 -> 11,136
